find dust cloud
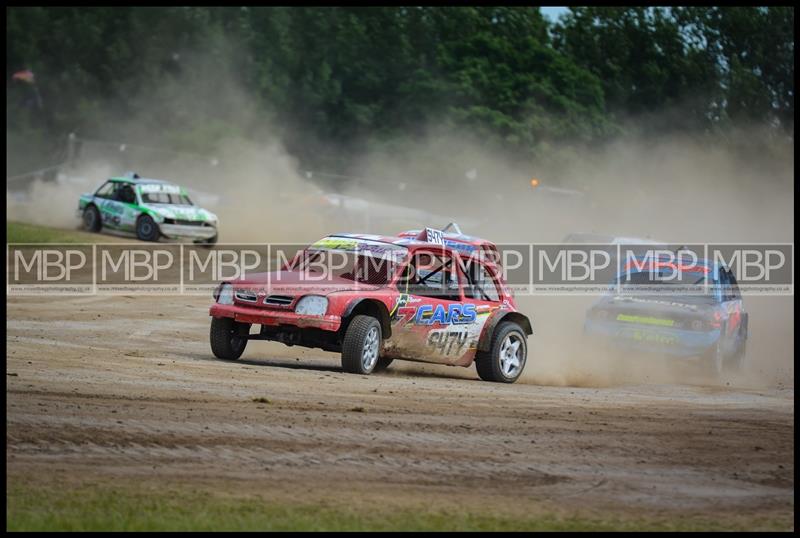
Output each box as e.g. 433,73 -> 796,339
6,40 -> 348,242
500,133 -> 793,390
6,45 -> 793,390
322,127 -> 793,390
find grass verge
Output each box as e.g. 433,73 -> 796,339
6,481 -> 790,531
7,221 -> 107,244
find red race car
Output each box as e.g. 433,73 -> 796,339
209,224 -> 532,383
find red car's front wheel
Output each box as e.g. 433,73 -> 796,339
341,315 -> 382,374
210,317 -> 249,360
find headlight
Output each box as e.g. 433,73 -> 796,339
295,295 -> 328,316
215,283 -> 234,305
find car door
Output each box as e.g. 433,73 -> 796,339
386,249 -> 474,364
460,259 -> 509,356
93,181 -> 124,229
114,183 -> 140,232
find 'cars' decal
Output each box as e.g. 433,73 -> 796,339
414,304 -> 477,325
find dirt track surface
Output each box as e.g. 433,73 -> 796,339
6,294 -> 795,527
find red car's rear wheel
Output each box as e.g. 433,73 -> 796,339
475,322 -> 527,383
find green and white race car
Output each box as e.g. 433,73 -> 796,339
77,174 -> 219,244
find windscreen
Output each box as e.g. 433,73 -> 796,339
295,236 -> 408,286
614,265 -> 718,301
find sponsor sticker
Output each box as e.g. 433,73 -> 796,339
138,183 -> 182,194
425,227 -> 444,245
615,314 -> 675,327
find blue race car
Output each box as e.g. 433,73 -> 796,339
583,256 -> 748,377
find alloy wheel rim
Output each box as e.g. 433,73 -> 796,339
499,334 -> 523,377
362,326 -> 380,370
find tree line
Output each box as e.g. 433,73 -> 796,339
6,6 -> 794,173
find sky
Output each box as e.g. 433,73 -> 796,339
540,7 -> 569,21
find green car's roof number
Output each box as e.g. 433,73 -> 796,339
137,183 -> 193,207
138,183 -> 182,195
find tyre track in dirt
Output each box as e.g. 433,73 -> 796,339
6,294 -> 794,522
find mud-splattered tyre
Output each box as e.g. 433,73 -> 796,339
210,317 -> 249,360
341,315 -> 382,375
475,322 -> 527,383
83,205 -> 102,232
136,214 -> 160,242
373,357 -> 394,372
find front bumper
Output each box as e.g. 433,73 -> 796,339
583,319 -> 719,358
160,223 -> 217,240
210,303 -> 341,332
